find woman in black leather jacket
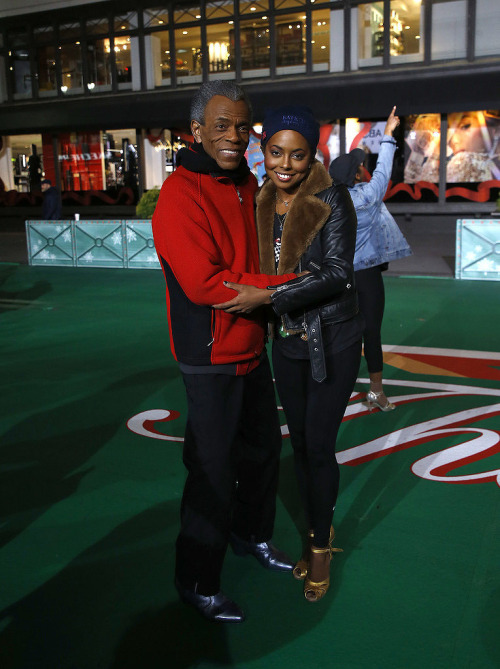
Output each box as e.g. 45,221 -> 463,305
214,106 -> 364,603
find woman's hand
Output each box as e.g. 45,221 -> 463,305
384,106 -> 400,137
213,281 -> 275,313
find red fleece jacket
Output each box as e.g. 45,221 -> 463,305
152,165 -> 296,368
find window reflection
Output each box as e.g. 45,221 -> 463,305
8,31 -> 32,99
206,0 -> 234,21
148,30 -> 171,86
144,8 -> 169,28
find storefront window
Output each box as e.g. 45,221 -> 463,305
148,30 -> 171,86
389,0 -> 423,61
206,23 -> 233,78
114,12 -> 138,33
431,0 -> 466,60
8,31 -> 32,99
174,26 -> 202,83
404,114 -> 441,183
144,8 -> 169,28
114,35 -> 133,88
103,129 -> 139,192
446,111 -> 500,183
275,0 -> 305,9
9,134 -> 43,192
311,9 -> 330,71
240,0 -> 269,14
357,2 -> 383,65
87,39 -> 111,91
59,43 -> 83,95
37,45 -> 57,97
60,21 -> 81,42
357,1 -> 422,64
475,0 -> 500,58
174,3 -> 201,22
276,16 -> 305,74
206,0 -> 234,21
86,17 -> 109,36
238,17 -> 270,78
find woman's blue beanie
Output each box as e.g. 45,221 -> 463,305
261,105 -> 320,155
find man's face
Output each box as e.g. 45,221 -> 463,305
191,95 -> 251,170
41,182 -> 50,192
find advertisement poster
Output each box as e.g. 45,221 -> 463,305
447,110 -> 500,182
404,113 -> 441,183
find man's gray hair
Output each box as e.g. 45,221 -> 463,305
190,80 -> 253,125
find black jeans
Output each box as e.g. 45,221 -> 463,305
272,338 -> 361,548
355,265 -> 386,374
176,354 -> 282,595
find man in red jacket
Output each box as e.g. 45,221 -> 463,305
152,81 -> 297,623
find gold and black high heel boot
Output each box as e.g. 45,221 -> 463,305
292,530 -> 314,581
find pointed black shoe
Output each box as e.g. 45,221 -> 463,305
175,579 -> 245,623
229,533 -> 294,572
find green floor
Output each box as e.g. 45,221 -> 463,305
1,264 -> 499,669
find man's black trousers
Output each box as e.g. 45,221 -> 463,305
175,354 -> 283,595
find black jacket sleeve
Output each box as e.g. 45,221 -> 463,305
270,184 -> 357,316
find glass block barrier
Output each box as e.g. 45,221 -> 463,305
456,219 -> 500,281
26,220 -> 161,270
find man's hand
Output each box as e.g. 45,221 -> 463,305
384,106 -> 400,137
213,281 -> 274,313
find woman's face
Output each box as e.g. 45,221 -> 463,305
449,113 -> 486,154
264,130 -> 312,194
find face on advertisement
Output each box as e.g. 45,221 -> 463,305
449,113 -> 487,155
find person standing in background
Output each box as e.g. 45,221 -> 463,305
329,107 -> 412,411
41,179 -> 62,220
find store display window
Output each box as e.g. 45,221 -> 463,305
311,9 -> 330,71
206,23 -> 233,77
206,0 -> 234,21
149,30 -> 171,86
446,111 -> 500,183
174,26 -> 202,83
238,18 -> 270,77
389,0 -> 423,61
240,0 -> 269,15
114,35 -> 133,88
8,30 -> 32,100
86,39 -> 112,91
144,8 -> 169,28
357,1 -> 423,64
114,12 -> 138,33
174,3 -> 201,23
404,114 -> 441,183
36,45 -> 57,97
276,17 -> 305,72
59,43 -> 83,95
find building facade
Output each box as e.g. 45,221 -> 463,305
0,0 -> 499,213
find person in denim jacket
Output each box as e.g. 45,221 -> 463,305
329,107 -> 412,411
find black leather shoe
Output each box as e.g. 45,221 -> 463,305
175,578 -> 245,623
229,533 -> 294,572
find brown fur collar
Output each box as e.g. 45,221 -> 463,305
256,160 -> 332,275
